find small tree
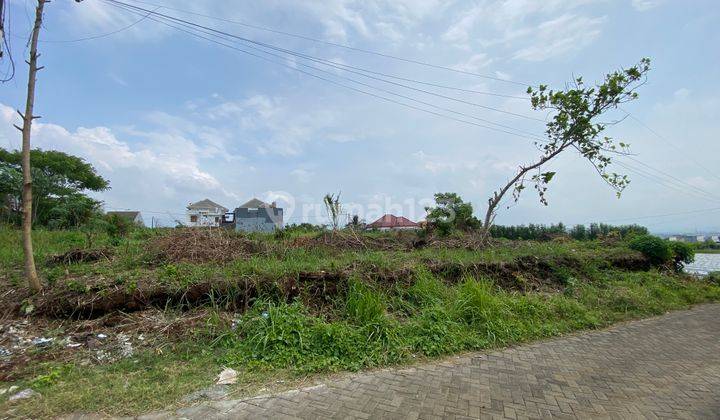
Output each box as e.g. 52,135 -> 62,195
16,0 -> 47,292
0,148 -> 109,226
425,192 -> 480,236
323,192 -> 342,231
482,59 -> 651,237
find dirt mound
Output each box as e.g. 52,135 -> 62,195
607,253 -> 651,271
149,229 -> 268,263
427,255 -> 571,292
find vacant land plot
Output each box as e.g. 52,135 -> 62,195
1,227 -> 718,418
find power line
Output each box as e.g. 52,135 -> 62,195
614,160 -> 720,204
38,6 -> 158,43
600,206 -> 720,223
624,156 -> 720,201
109,0 -> 535,87
103,0 -> 544,123
0,0 -> 15,82
103,1 -> 545,141
83,0 -> 720,213
119,5 -> 544,139
641,209 -> 720,229
615,160 -> 720,203
621,109 -> 720,183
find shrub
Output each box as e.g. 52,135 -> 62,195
668,241 -> 695,272
425,192 -> 480,236
629,234 -> 672,266
104,214 -> 134,243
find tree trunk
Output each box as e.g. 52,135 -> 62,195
18,0 -> 47,293
481,147 -> 566,240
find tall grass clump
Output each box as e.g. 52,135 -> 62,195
405,268 -> 448,306
453,277 -> 503,325
224,301 -> 406,373
344,278 -> 386,325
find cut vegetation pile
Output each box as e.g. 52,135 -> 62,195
148,228 -> 268,263
1,226 -> 718,418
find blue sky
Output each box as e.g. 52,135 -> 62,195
1,0 -> 719,231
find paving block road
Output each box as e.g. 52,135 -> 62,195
136,304 -> 720,419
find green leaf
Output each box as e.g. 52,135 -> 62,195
540,172 -> 556,183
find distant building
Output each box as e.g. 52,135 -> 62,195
367,214 -> 420,231
106,211 -> 144,226
233,198 -> 283,233
668,234 -> 720,243
186,199 -> 228,227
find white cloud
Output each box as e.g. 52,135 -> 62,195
204,95 -> 348,156
494,71 -> 512,81
452,53 -> 494,73
673,88 -> 691,100
512,14 -> 605,61
442,6 -> 483,46
108,73 -> 128,87
442,1 -> 605,62
631,0 -> 663,12
0,103 -> 235,211
412,150 -> 481,174
290,168 -> 313,183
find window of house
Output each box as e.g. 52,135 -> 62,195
190,215 -> 198,222
215,217 -> 220,223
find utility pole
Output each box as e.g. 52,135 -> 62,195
0,0 -> 5,59
14,0 -> 47,292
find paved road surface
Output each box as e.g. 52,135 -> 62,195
140,304 -> 720,419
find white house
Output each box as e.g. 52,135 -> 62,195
106,211 -> 144,226
186,199 -> 228,227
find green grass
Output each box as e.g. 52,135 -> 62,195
2,226 -> 719,417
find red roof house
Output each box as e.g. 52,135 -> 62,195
367,214 -> 421,230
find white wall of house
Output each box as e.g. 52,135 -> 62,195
187,208 -> 224,227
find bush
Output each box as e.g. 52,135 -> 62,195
104,214 -> 134,243
425,192 -> 480,236
668,241 -> 695,272
629,234 -> 672,266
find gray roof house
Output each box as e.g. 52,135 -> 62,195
233,198 -> 283,233
106,211 -> 144,226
